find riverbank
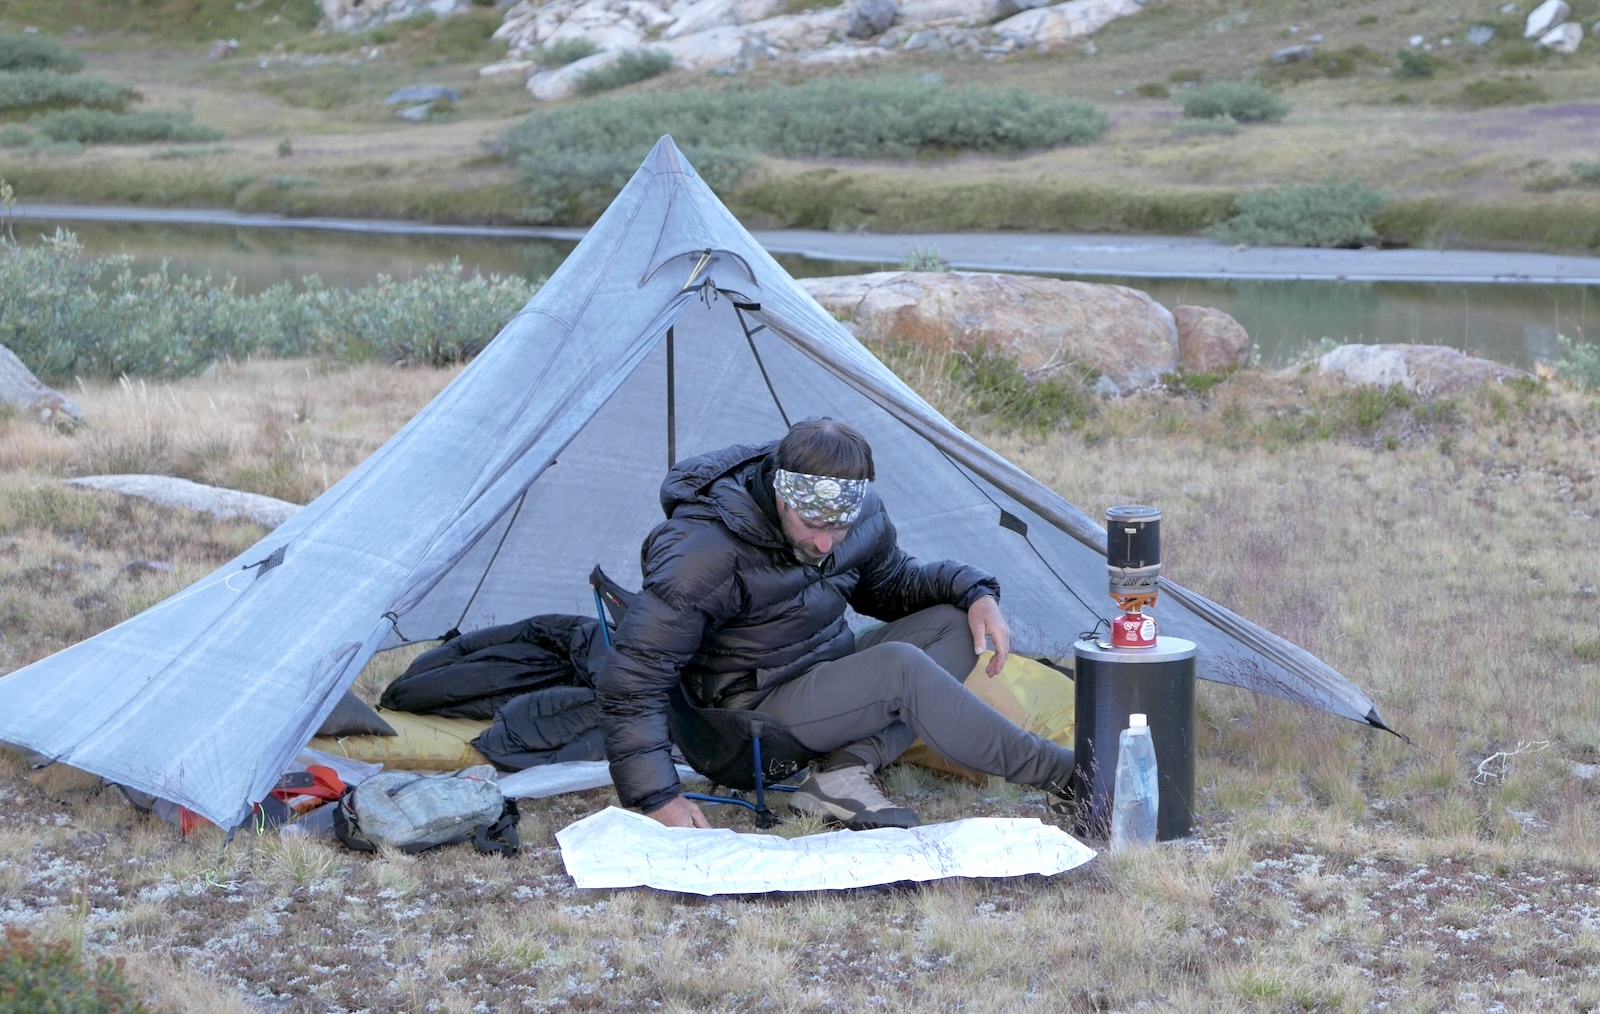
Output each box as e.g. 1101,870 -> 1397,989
18,201 -> 1600,284
7,3 -> 1600,255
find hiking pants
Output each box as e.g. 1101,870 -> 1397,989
754,605 -> 1075,792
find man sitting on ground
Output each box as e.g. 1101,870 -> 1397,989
596,417 -> 1076,829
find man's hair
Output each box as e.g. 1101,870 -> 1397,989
774,417 -> 875,481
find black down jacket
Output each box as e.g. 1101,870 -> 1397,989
596,441 -> 999,813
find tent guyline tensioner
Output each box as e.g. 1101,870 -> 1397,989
1106,505 -> 1161,649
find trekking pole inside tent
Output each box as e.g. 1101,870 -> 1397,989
665,325 -> 676,468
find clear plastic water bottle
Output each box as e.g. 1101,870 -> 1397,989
1110,713 -> 1159,851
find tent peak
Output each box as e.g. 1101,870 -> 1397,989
645,135 -> 691,178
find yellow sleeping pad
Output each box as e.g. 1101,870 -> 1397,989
901,652 -> 1075,783
309,709 -> 492,771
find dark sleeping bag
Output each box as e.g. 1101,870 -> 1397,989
380,614 -> 604,719
470,685 -> 607,772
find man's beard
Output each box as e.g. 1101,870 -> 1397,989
789,540 -> 827,565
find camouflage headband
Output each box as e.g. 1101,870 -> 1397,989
773,468 -> 867,526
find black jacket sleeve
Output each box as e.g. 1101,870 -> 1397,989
847,512 -> 1000,621
594,524 -> 743,812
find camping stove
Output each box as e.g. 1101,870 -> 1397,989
1106,505 -> 1161,649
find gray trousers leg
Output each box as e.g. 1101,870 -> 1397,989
755,605 -> 1075,791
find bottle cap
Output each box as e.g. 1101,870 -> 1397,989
1129,713 -> 1147,728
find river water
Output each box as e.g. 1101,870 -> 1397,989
14,217 -> 1598,372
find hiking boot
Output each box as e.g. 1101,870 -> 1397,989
787,765 -> 920,830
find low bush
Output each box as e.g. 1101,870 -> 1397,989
0,925 -> 146,1013
1180,79 -> 1289,123
506,76 -> 1107,222
947,348 -> 1095,434
1571,159 -> 1600,186
1265,45 -> 1377,83
901,245 -> 948,271
1134,82 -> 1169,99
1397,48 -> 1435,78
0,70 -> 135,115
0,232 -> 539,378
431,8 -> 508,62
573,49 -> 674,96
0,33 -> 84,73
1207,179 -> 1385,248
32,108 -> 224,144
1455,77 -> 1548,109
1554,333 -> 1600,391
0,124 -> 30,147
534,38 -> 601,67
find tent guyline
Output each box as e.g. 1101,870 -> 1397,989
0,136 -> 1392,830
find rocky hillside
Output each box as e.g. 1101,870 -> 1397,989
321,0 -> 1148,99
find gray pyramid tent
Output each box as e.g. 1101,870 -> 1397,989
0,138 -> 1389,829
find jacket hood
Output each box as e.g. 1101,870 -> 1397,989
658,441 -> 786,549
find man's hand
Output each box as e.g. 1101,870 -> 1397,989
645,794 -> 710,828
968,595 -> 1011,677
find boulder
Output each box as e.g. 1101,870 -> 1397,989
1270,43 -> 1315,64
319,0 -> 480,32
0,344 -> 82,425
1467,24 -> 1496,45
1315,344 -> 1528,398
396,103 -> 435,122
64,476 -> 300,528
1525,0 -> 1570,38
383,85 -> 460,104
799,272 -> 1179,395
846,0 -> 898,39
479,59 -> 538,78
990,0 -> 1146,50
1172,305 -> 1250,373
659,26 -> 749,70
205,39 -> 238,61
1538,21 -> 1583,52
663,0 -> 788,39
526,49 -> 625,100
987,0 -> 1050,22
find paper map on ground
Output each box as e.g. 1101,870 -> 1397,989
556,806 -> 1097,895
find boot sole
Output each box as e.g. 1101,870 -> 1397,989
788,791 -> 919,830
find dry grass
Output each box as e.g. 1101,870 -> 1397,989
0,355 -> 1596,1008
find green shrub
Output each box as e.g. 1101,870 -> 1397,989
948,348 -> 1093,434
1571,159 -> 1600,186
32,108 -> 224,144
573,49 -> 674,96
431,9 -> 508,62
1266,45 -> 1376,83
1207,179 -> 1385,248
507,77 -> 1105,222
0,33 -> 84,73
1554,333 -> 1600,391
0,925 -> 146,1013
0,232 -> 539,378
1397,48 -> 1436,78
901,245 -> 948,271
0,70 -> 134,114
0,124 -> 30,146
1456,77 -> 1548,109
1180,79 -> 1289,123
1168,67 -> 1204,84
1134,82 -> 1169,98
534,38 -> 601,66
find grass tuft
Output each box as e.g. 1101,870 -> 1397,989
1455,77 -> 1548,109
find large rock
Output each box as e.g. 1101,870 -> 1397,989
991,0 -> 1145,49
799,271 -> 1178,394
64,476 -> 300,528
526,49 -> 628,101
1538,21 -> 1583,52
0,344 -> 82,424
663,0 -> 789,38
846,0 -> 898,39
1172,305 -> 1250,373
320,0 -> 481,32
1316,344 -> 1528,398
1525,0 -> 1570,38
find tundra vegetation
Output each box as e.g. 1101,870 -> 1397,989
3,0 -> 1600,249
0,222 -> 1599,1009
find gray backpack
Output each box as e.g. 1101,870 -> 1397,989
333,765 -> 519,856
